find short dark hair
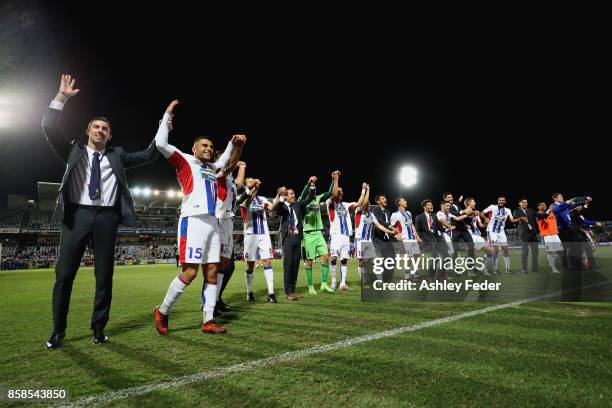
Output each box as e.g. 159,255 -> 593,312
519,197 -> 528,203
395,196 -> 406,206
498,195 -> 506,200
537,201 -> 546,206
375,194 -> 386,202
440,200 -> 448,206
88,116 -> 111,131
552,193 -> 562,200
442,192 -> 452,198
421,199 -> 432,208
193,136 -> 213,145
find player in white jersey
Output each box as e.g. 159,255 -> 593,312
390,196 -> 422,279
436,202 -> 457,256
354,185 -> 398,280
482,195 -> 525,274
326,171 -> 368,290
201,159 -> 246,316
463,197 -> 493,274
154,100 -> 245,335
241,178 -> 281,303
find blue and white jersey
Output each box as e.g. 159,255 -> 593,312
241,196 -> 271,235
468,215 -> 482,235
436,211 -> 453,236
354,207 -> 375,241
390,210 -> 416,241
483,205 -> 511,233
326,199 -> 356,236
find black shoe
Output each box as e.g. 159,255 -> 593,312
266,294 -> 278,304
93,328 -> 108,344
247,292 -> 256,302
213,306 -> 222,318
217,300 -> 231,313
46,331 -> 65,350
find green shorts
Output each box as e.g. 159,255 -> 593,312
303,230 -> 329,260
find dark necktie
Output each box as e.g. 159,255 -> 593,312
89,151 -> 101,200
288,204 -> 296,234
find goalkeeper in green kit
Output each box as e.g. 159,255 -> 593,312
298,172 -> 338,294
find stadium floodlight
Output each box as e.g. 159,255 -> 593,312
177,191 -> 184,198
167,190 -> 176,198
399,166 -> 418,188
132,187 -> 141,196
153,190 -> 159,196
142,188 -> 151,197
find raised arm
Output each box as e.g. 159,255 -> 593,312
214,135 -> 245,171
331,170 -> 340,200
155,100 -> 182,158
241,179 -> 260,207
234,161 -> 246,189
355,183 -> 370,208
42,74 -> 81,163
298,177 -> 317,208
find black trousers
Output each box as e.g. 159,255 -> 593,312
282,235 -> 302,294
521,233 -> 540,272
558,227 -> 582,301
52,206 -> 119,333
451,230 -> 475,259
373,238 -> 396,282
422,239 -> 449,280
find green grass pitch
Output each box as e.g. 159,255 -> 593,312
1,249 -> 611,407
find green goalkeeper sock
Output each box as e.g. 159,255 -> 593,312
306,266 -> 313,286
321,263 -> 329,284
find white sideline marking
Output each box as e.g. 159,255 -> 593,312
57,281 -> 609,407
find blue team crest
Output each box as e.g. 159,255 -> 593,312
250,201 -> 265,214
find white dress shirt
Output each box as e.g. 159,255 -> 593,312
68,145 -> 118,206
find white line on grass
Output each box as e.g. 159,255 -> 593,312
57,281 -> 609,407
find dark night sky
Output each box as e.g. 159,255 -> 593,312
0,2 -> 609,219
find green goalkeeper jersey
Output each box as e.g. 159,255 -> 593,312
300,178 -> 334,232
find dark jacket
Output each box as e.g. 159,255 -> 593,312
415,212 -> 443,243
276,186 -> 316,242
42,107 -> 159,226
513,207 -> 539,240
371,205 -> 393,242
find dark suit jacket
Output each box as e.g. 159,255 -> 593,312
449,202 -> 469,232
415,212 -> 443,243
276,186 -> 316,242
42,107 -> 159,226
371,205 -> 393,242
513,207 -> 539,240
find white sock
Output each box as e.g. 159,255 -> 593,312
245,269 -> 254,293
263,266 -> 274,295
357,265 -> 363,276
330,264 -> 337,281
202,283 -> 217,323
340,264 -> 347,285
503,256 -> 510,270
547,253 -> 557,270
216,273 -> 224,301
160,275 -> 190,315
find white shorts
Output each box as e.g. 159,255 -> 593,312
330,234 -> 351,260
542,234 -> 563,252
356,239 -> 376,259
442,233 -> 454,254
487,230 -> 508,246
244,233 -> 273,262
403,240 -> 421,256
178,214 -> 220,265
218,217 -> 234,259
471,234 -> 487,250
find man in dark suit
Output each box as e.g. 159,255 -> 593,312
371,194 -> 397,282
443,192 -> 475,263
276,178 -> 316,300
415,199 -> 449,280
513,198 -> 540,274
42,75 -> 159,349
